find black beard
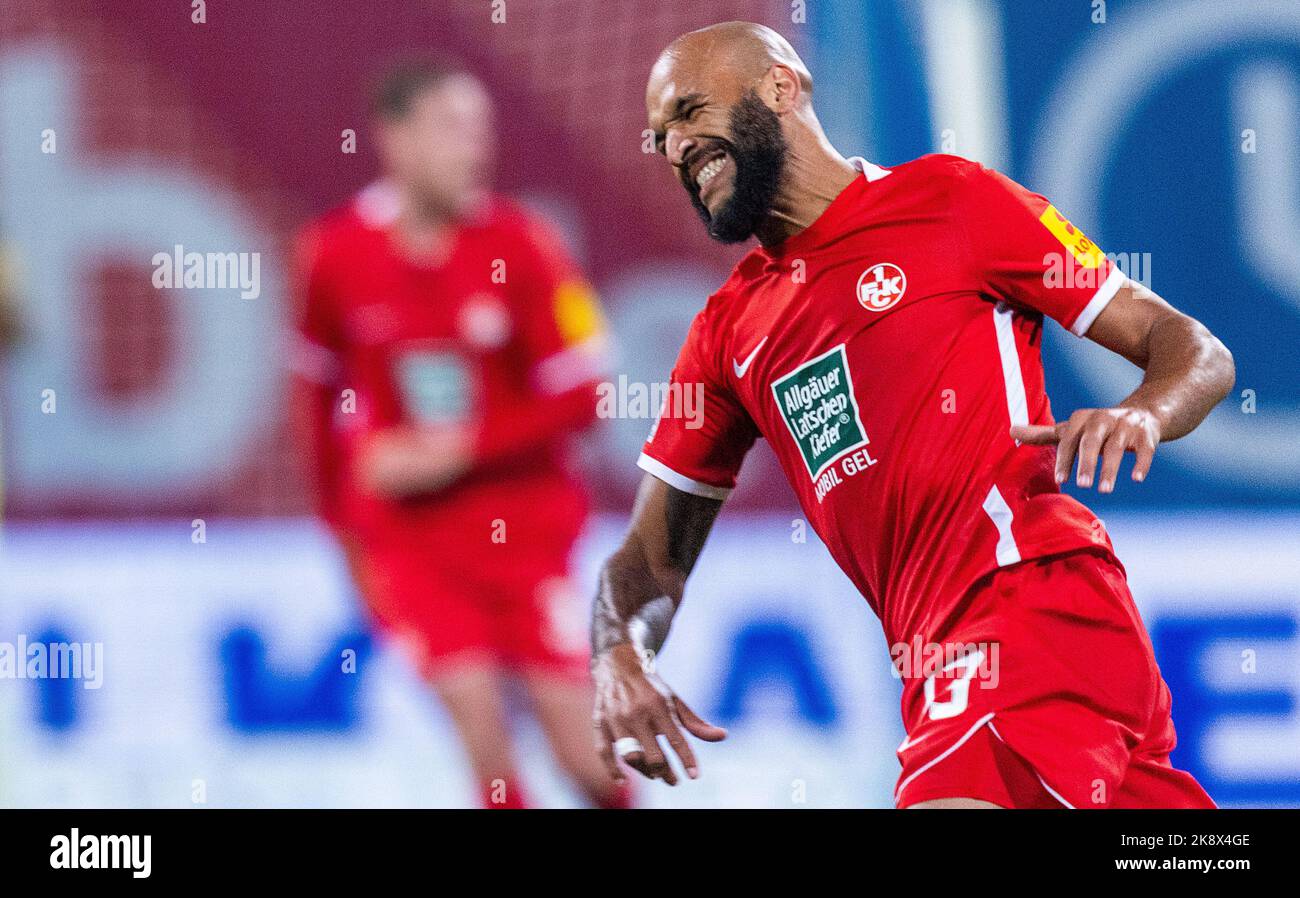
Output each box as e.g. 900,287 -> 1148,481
684,90 -> 787,244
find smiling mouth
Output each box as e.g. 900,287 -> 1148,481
684,149 -> 731,205
695,153 -> 726,189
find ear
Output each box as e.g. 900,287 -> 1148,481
761,64 -> 802,114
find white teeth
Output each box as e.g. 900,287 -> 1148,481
696,156 -> 726,188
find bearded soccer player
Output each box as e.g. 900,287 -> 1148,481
590,23 -> 1233,809
293,60 -> 628,809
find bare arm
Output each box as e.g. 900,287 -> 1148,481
1011,279 -> 1235,491
590,474 -> 728,785
591,473 -> 722,658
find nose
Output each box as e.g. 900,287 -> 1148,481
665,130 -> 696,168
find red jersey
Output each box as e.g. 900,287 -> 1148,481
294,183 -> 608,549
641,155 -> 1127,647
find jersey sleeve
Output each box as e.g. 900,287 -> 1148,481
957,163 -> 1126,337
508,215 -> 610,396
637,311 -> 758,500
291,224 -> 344,384
289,223 -> 352,532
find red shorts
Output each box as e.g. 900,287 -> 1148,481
350,532 -> 591,682
894,549 -> 1214,809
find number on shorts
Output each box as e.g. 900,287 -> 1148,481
923,649 -> 985,721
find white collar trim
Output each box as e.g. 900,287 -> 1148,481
847,156 -> 892,182
354,180 -> 403,228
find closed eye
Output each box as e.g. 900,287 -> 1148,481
652,95 -> 707,155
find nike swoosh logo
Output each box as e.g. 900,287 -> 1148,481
732,336 -> 768,378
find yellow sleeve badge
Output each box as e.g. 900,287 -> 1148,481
552,279 -> 605,345
1039,205 -> 1106,268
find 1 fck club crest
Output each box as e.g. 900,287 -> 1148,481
856,262 -> 906,312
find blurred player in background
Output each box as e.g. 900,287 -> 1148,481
293,59 -> 627,809
591,23 -> 1233,809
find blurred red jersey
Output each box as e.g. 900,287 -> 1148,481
641,154 -> 1126,648
294,183 -> 608,552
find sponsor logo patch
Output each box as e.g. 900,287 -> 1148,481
771,344 -> 869,481
395,350 -> 471,425
1039,204 -> 1106,268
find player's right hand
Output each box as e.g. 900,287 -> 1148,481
591,642 -> 726,785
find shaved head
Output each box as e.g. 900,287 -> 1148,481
649,21 -> 813,103
646,22 -> 828,244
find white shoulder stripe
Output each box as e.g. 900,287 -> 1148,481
992,304 -> 1029,430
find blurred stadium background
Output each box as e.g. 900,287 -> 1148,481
1,0 -> 1297,807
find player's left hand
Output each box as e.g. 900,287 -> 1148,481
1010,407 -> 1162,493
361,426 -> 474,498
592,643 -> 726,786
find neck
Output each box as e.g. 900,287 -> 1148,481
754,131 -> 858,248
390,186 -> 454,261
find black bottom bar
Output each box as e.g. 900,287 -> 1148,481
0,808 -> 1287,885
